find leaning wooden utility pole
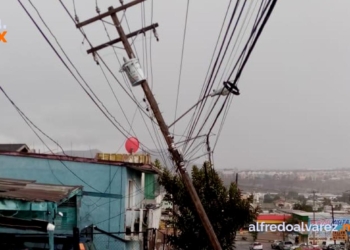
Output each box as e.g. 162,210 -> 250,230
75,1 -> 222,249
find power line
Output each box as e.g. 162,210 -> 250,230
0,85 -> 103,193
186,0 -> 273,159
1,85 -> 162,211
59,0 -> 169,161
208,0 -> 277,157
184,0 -> 234,140
204,0 -> 263,162
212,0 -> 261,153
59,0 -> 154,124
21,1 -> 128,137
173,0 -> 190,135
59,0 -> 179,167
21,0 -> 157,155
183,0 -> 241,152
184,0 -> 248,154
149,0 -> 155,90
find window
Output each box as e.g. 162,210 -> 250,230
145,173 -> 155,199
128,180 -> 134,208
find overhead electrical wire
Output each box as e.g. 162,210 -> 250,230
181,0 -> 234,142
183,0 -> 242,152
2,85 -> 162,210
141,1 -> 147,78
193,0 -> 261,163
207,0 -> 277,165
83,0 -> 170,163
173,0 -> 190,135
137,1 -> 168,162
149,0 -> 155,90
60,0 -> 187,168
21,0 -> 148,150
21,0 -> 164,157
184,0 -> 248,154
98,0 -> 167,166
59,0 -> 155,125
98,63 -> 139,139
94,1 -> 165,161
182,0 -> 277,167
186,1 -> 263,158
206,0 -> 271,153
0,86 -> 104,193
205,0 -> 257,118
212,0 -> 261,152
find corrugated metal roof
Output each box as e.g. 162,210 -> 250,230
0,151 -> 161,174
0,178 -> 82,203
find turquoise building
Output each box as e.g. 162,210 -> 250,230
0,151 -> 161,250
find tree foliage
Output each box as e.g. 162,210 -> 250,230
286,191 -> 299,199
336,193 -> 350,204
263,194 -> 280,203
323,198 -> 332,206
293,202 -> 313,212
157,162 -> 258,250
334,204 -> 342,210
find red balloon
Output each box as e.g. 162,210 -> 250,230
125,137 -> 139,154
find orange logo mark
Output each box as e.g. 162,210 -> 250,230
0,31 -> 7,43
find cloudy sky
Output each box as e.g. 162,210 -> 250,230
0,0 -> 349,170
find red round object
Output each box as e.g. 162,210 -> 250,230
125,137 -> 139,153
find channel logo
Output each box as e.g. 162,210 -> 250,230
0,19 -> 8,43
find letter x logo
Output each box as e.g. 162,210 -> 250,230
0,31 -> 7,43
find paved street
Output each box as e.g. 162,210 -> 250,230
236,231 -> 280,250
236,239 -> 272,250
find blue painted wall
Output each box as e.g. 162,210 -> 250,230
0,154 -> 147,250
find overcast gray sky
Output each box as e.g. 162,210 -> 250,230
0,0 -> 349,170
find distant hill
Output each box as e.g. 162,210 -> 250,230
57,149 -> 102,158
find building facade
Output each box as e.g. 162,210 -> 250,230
0,151 -> 162,250
0,178 -> 83,249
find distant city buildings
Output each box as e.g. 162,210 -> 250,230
218,169 -> 350,182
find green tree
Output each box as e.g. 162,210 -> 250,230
334,204 -> 342,210
293,202 -> 313,212
273,195 -> 281,201
158,162 -> 258,250
323,198 -> 331,206
287,191 -> 299,199
297,195 -> 306,203
264,194 -> 273,203
264,194 -> 280,203
336,193 -> 350,204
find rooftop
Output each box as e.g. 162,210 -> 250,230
0,144 -> 29,152
0,178 -> 82,203
0,151 -> 161,174
278,209 -> 348,218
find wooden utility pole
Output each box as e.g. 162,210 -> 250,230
76,2 -> 222,249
